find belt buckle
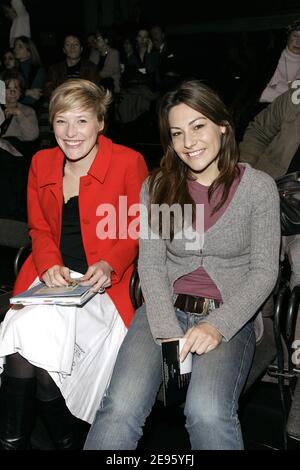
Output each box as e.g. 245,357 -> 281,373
202,298 -> 210,315
202,298 -> 216,315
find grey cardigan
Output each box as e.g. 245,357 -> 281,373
138,164 -> 281,342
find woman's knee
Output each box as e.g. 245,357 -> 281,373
5,353 -> 35,379
103,353 -> 162,423
114,305 -> 161,379
184,393 -> 228,429
102,384 -> 155,422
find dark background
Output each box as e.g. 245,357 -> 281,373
1,0 -> 299,135
1,0 -> 299,74
1,0 -> 300,52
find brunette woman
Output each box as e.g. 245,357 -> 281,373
85,80 -> 280,450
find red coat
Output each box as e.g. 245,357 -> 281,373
14,135 -> 148,327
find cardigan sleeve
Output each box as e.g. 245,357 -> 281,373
138,180 -> 184,342
204,172 -> 281,341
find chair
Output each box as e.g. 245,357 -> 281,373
0,218 -> 31,322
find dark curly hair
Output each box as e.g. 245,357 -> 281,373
287,18 -> 300,35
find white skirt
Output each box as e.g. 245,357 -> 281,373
0,277 -> 127,423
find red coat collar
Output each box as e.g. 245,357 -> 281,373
88,134 -> 112,183
38,134 -> 113,188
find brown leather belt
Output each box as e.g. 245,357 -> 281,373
174,293 -> 221,316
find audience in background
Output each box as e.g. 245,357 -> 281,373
116,68 -> 158,125
240,87 -> 300,291
2,0 -> 30,48
119,37 -> 136,74
93,30 -> 121,93
132,28 -> 159,89
13,36 -> 46,107
0,70 -> 38,220
1,70 -> 39,151
0,49 -> 18,78
86,32 -> 99,65
259,19 -> 300,106
230,23 -> 300,140
150,24 -> 179,90
44,34 -> 99,100
41,34 -> 100,150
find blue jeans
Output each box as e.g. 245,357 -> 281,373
84,304 -> 255,450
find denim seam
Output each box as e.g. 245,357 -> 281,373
230,326 -> 255,447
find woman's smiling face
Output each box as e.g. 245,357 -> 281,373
53,108 -> 103,162
168,103 -> 225,184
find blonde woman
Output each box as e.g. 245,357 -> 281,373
0,79 -> 148,449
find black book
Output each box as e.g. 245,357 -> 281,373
161,338 -> 192,407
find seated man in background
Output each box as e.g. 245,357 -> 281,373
150,24 -> 180,91
240,86 -> 300,328
41,33 -> 100,148
44,33 -> 100,100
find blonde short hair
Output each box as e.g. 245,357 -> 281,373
49,79 -> 112,125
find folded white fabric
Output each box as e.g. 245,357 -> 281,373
0,274 -> 127,423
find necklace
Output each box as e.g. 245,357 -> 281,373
284,56 -> 300,88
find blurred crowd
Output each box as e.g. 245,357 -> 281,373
0,0 -> 300,221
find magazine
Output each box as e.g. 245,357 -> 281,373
10,280 -> 99,306
161,338 -> 192,406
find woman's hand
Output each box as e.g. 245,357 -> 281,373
42,265 -> 71,287
26,88 -> 42,100
180,322 -> 222,361
5,106 -> 21,117
147,38 -> 153,53
79,260 -> 113,293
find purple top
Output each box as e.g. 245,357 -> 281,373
173,165 -> 245,301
